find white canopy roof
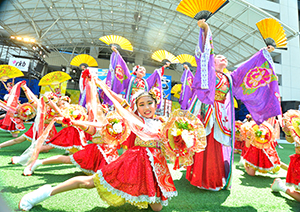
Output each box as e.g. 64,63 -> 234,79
0,0 -> 298,67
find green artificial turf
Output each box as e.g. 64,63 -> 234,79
0,123 -> 299,212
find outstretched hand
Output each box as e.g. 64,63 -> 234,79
164,62 -> 171,68
266,45 -> 275,53
111,45 -> 118,53
197,19 -> 208,30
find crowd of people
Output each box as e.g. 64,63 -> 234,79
0,19 -> 298,211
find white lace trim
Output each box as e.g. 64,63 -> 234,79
262,49 -> 274,69
195,28 -> 212,89
145,147 -> 178,199
23,134 -> 50,142
69,155 -> 95,174
47,143 -> 83,151
95,170 -> 173,205
286,183 -> 300,191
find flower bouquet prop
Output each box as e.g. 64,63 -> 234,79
61,104 -> 88,126
283,110 -> 300,145
93,111 -> 130,145
162,109 -> 206,170
17,103 -> 36,121
247,121 -> 274,149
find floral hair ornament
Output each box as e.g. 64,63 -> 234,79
81,69 -> 91,79
132,65 -> 140,75
149,87 -> 161,105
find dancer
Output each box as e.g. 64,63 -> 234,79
44,96 -> 92,154
186,19 -> 281,190
0,92 -> 62,153
0,81 -> 26,137
103,46 -> 170,107
19,87 -> 177,211
23,116 -> 121,176
271,109 -> 300,202
242,118 -> 281,176
23,72 -> 126,176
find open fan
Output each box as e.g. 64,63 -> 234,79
99,35 -> 133,52
151,50 -> 179,64
176,0 -> 229,20
0,65 -> 24,81
256,18 -> 287,50
39,71 -> 71,86
171,84 -> 182,99
176,54 -> 197,67
70,54 -> 98,67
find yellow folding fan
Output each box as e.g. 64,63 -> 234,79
151,50 -> 179,64
256,18 -> 287,50
99,35 -> 133,52
70,54 -> 98,67
176,54 -> 197,67
176,0 -> 229,20
39,71 -> 71,86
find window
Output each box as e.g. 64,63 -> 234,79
277,74 -> 282,86
270,52 -> 281,64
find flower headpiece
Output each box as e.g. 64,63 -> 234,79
132,65 -> 139,75
149,87 -> 161,105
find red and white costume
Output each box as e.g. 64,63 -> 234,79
93,117 -> 177,209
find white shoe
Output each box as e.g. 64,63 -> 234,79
271,178 -> 287,193
11,156 -> 20,164
23,160 -> 43,176
19,184 -> 52,211
11,154 -> 30,165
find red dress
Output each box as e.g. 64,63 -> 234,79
0,116 -> 25,133
186,73 -> 233,191
46,126 -> 90,153
186,127 -> 226,190
23,123 -> 57,142
93,118 -> 177,209
286,153 -> 300,189
243,141 -> 280,173
70,143 -> 119,174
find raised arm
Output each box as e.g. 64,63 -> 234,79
197,19 -> 209,44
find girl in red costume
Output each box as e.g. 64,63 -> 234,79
241,117 -> 281,176
271,110 -> 300,202
19,86 -> 177,211
0,80 -> 26,137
